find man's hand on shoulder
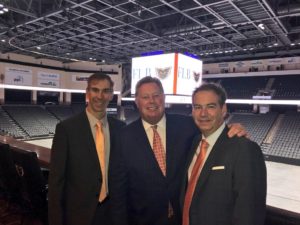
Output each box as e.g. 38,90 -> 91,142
227,123 -> 249,138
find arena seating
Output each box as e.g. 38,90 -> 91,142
204,76 -> 269,99
0,108 -> 27,139
271,75 -> 300,100
227,112 -> 278,145
2,105 -> 59,138
46,105 -> 73,121
261,111 -> 300,165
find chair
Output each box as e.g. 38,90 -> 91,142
0,143 -> 22,205
11,149 -> 48,224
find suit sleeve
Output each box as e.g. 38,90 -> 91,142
48,123 -> 68,225
232,141 -> 267,225
109,131 -> 130,225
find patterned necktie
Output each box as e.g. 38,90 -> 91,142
182,139 -> 209,225
96,121 -> 107,202
151,125 -> 166,176
151,125 -> 173,218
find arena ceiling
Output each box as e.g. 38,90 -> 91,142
0,0 -> 300,64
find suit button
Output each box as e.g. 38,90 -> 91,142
96,193 -> 99,197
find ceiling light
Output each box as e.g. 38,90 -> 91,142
290,43 -> 295,46
36,46 -> 41,50
0,4 -> 8,14
1,39 -> 5,42
258,23 -> 265,30
274,43 -> 278,46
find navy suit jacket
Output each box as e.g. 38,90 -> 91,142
48,111 -> 125,225
109,114 -> 199,225
180,126 -> 267,225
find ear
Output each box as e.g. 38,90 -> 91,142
135,97 -> 139,109
222,104 -> 227,117
109,92 -> 114,101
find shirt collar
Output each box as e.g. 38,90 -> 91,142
202,122 -> 225,147
86,108 -> 108,128
142,114 -> 166,130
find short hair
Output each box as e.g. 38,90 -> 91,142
87,72 -> 114,89
135,76 -> 164,96
192,82 -> 227,106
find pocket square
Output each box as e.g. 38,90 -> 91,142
212,166 -> 225,170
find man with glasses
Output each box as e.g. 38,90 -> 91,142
48,73 -> 125,225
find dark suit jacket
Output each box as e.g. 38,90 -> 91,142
180,126 -> 267,225
48,111 -> 125,225
109,114 -> 199,225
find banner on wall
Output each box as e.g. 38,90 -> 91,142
72,74 -> 90,82
250,60 -> 263,66
268,58 -> 283,65
218,62 -> 229,68
5,67 -> 33,86
285,57 -> 299,64
37,72 -> 60,87
235,61 -> 245,68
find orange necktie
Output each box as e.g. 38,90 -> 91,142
96,121 -> 107,202
182,139 -> 209,225
151,125 -> 166,176
152,125 -> 173,218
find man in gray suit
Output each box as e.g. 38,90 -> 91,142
48,73 -> 125,225
180,83 -> 266,225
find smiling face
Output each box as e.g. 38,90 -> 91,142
192,90 -> 227,137
86,79 -> 113,120
135,82 -> 165,125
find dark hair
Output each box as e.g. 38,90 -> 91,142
87,72 -> 114,89
135,76 -> 164,96
192,82 -> 227,106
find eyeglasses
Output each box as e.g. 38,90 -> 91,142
88,87 -> 113,94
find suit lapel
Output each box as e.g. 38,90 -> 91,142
180,135 -> 201,208
193,127 -> 229,192
79,112 -> 100,169
166,115 -> 177,178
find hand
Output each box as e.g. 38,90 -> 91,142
227,123 -> 249,138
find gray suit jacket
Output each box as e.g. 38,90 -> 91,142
48,111 -> 125,225
180,126 -> 267,225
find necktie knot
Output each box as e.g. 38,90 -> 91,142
96,121 -> 102,129
201,139 -> 209,153
151,125 -> 158,130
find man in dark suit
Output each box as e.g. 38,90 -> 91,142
109,77 -> 247,225
48,73 -> 125,225
180,83 -> 266,225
